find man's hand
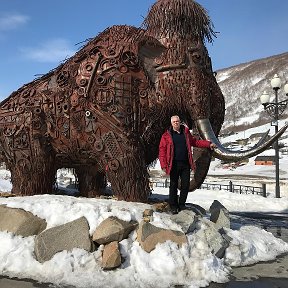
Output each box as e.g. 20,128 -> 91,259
210,143 -> 217,150
161,168 -> 166,176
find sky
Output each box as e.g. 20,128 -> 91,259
1,0 -> 288,100
0,122 -> 288,288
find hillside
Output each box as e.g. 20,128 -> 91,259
216,52 -> 288,133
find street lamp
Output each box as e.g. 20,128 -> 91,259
260,74 -> 288,198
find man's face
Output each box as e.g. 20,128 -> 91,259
171,117 -> 180,131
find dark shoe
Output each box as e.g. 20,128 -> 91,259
179,204 -> 187,211
170,207 -> 179,214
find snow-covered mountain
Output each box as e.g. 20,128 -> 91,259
216,52 -> 288,133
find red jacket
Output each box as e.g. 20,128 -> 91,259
158,126 -> 211,175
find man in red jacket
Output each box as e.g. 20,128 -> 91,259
159,115 -> 216,214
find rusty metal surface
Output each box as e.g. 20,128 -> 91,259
0,0 -> 225,202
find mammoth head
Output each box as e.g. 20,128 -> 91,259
139,0 -> 221,134
142,0 -> 215,71
141,0 -> 216,114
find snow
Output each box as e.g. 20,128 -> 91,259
217,72 -> 230,82
251,76 -> 262,86
0,122 -> 288,288
0,190 -> 287,288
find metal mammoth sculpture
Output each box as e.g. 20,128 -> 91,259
0,0 -> 287,202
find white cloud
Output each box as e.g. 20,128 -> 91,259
20,38 -> 76,63
0,13 -> 29,31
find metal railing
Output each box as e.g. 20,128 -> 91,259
200,181 -> 266,197
150,179 -> 267,197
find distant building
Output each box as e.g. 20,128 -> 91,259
254,156 -> 275,166
249,133 -> 269,142
235,138 -> 249,145
281,148 -> 288,155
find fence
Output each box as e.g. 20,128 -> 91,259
200,181 -> 267,197
150,179 -> 267,197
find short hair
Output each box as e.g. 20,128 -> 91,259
171,115 -> 180,123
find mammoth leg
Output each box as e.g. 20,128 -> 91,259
10,154 -> 56,196
106,149 -> 151,202
75,166 -> 107,198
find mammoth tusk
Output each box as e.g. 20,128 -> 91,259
196,119 -> 288,161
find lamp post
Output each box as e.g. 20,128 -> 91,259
260,74 -> 288,198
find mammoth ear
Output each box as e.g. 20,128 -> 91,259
138,36 -> 166,84
138,36 -> 166,59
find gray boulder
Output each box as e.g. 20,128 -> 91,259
209,200 -> 230,230
196,219 -> 229,259
170,210 -> 198,234
0,205 -> 46,237
209,200 -> 228,213
34,216 -> 92,263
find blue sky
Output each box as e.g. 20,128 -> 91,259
0,0 -> 288,100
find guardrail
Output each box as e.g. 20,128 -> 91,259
150,179 -> 267,197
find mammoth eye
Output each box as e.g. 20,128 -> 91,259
192,53 -> 202,63
193,54 -> 201,59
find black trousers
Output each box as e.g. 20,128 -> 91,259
169,160 -> 190,208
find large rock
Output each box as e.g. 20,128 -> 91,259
170,210 -> 198,234
136,221 -> 187,253
209,200 -> 227,213
196,219 -> 229,258
209,200 -> 230,230
92,216 -> 138,245
101,241 -> 121,270
210,209 -> 230,230
34,216 -> 92,263
0,205 -> 46,237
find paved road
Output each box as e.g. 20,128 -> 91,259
0,276 -> 53,288
0,276 -> 75,288
208,252 -> 288,287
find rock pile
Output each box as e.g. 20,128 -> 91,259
0,200 -> 232,270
